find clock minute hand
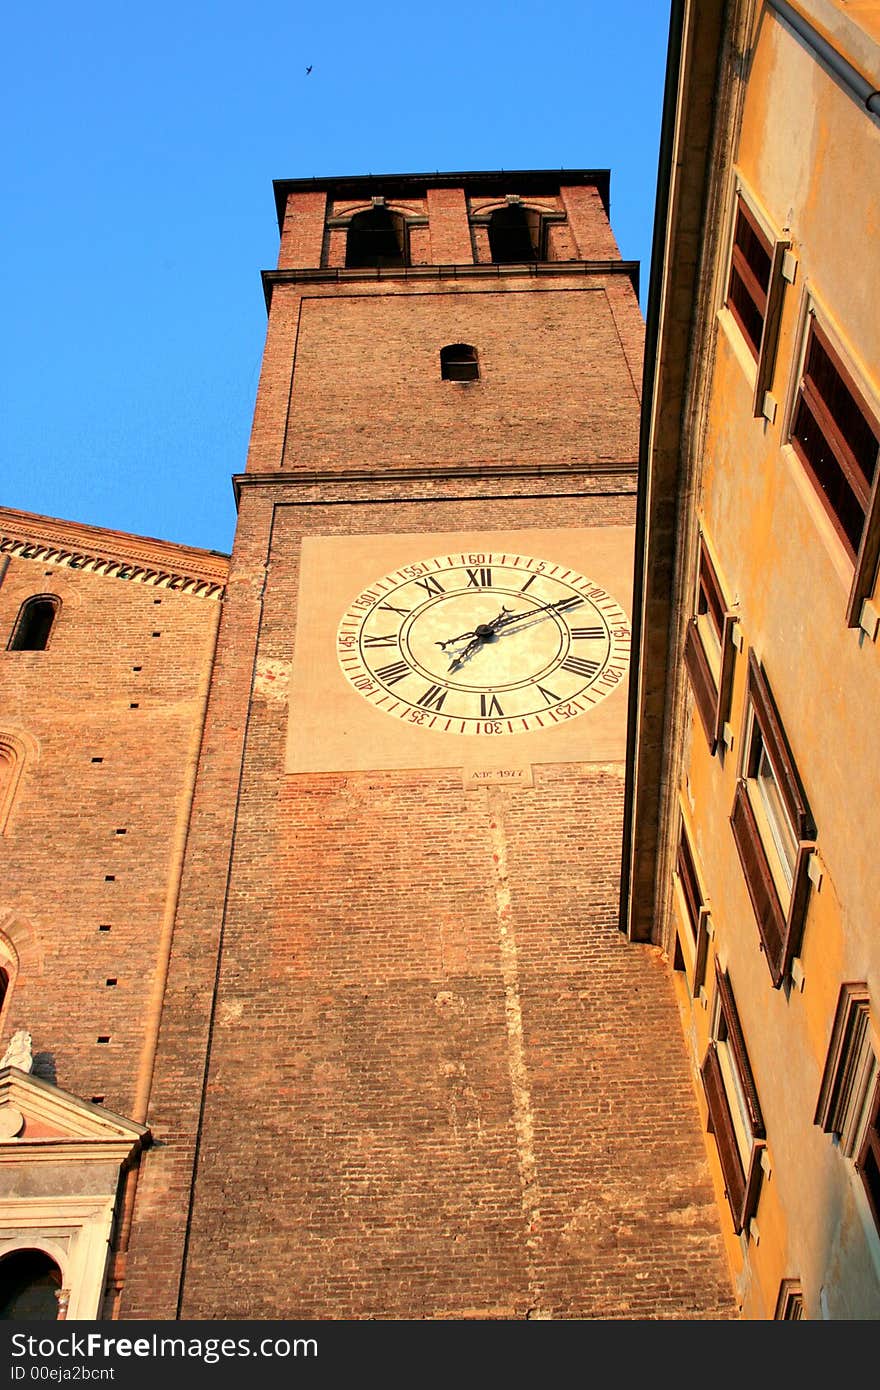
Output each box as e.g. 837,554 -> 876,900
492,596 -> 581,634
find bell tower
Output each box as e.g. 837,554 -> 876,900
118,171 -> 736,1319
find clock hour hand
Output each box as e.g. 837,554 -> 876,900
435,608 -> 513,652
447,633 -> 486,672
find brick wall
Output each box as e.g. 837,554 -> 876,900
278,191 -> 327,270
245,277 -> 643,477
123,483 -> 735,1320
0,529 -> 222,1118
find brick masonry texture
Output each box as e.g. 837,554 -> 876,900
246,277 -> 644,479
0,544 -> 221,1118
123,488 -> 735,1320
279,286 -> 641,474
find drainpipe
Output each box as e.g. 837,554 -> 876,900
767,0 -> 880,116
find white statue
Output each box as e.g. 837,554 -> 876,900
1,1030 -> 33,1073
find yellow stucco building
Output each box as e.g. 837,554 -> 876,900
623,0 -> 880,1317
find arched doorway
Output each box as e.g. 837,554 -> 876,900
0,1249 -> 63,1320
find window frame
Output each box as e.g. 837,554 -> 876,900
788,312 -> 880,628
729,651 -> 815,987
774,1279 -> 805,1319
671,806 -> 710,998
440,343 -> 479,383
724,190 -> 789,417
7,595 -> 61,652
486,201 -> 542,263
815,984 -> 876,1156
815,983 -> 880,1237
344,204 -> 410,269
683,534 -> 737,754
701,960 -> 766,1235
856,1083 -> 880,1235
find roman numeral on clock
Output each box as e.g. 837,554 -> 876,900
417,683 -> 447,711
414,575 -> 445,596
375,660 -> 411,686
363,633 -> 399,648
379,602 -> 410,617
562,656 -> 600,679
479,693 -> 504,717
535,683 -> 560,704
466,567 -> 492,588
570,626 -> 605,640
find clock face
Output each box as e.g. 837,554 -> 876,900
336,550 -> 630,736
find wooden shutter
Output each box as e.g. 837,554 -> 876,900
746,652 -> 814,841
752,236 -> 790,418
701,1043 -> 764,1235
684,619 -> 719,749
702,1044 -> 747,1231
702,964 -> 766,1234
715,962 -> 765,1141
730,780 -> 787,985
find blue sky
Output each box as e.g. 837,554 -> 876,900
2,3 -> 671,555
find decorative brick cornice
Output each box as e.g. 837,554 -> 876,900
0,508 -> 228,599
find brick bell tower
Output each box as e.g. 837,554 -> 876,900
118,171 -> 735,1319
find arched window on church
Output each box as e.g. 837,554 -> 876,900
0,733 -> 29,836
488,203 -> 541,263
345,206 -> 407,268
0,1249 -> 63,1320
7,596 -> 60,652
440,344 -> 479,382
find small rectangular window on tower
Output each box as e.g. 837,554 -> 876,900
440,343 -> 479,382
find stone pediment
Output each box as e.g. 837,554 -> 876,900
0,1067 -> 149,1165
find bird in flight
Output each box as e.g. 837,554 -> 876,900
306,65 -> 313,74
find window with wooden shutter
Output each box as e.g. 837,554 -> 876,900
683,535 -> 737,754
730,652 -> 815,986
671,809 -> 710,997
725,193 -> 789,417
790,316 -> 880,627
701,961 -> 765,1235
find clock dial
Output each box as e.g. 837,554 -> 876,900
336,551 -> 630,736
